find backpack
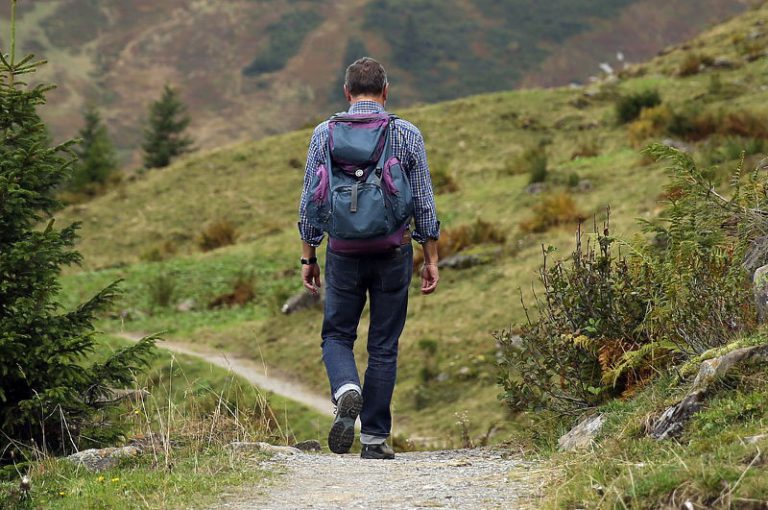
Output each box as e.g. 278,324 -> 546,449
305,112 -> 414,254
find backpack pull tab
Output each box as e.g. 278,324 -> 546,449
350,182 -> 358,213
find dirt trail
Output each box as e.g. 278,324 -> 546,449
215,448 -> 541,510
116,331 -> 333,417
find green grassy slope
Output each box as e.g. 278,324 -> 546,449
58,3 -> 768,443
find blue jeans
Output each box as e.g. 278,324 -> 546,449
321,244 -> 413,441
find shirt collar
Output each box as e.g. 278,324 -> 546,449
348,100 -> 385,114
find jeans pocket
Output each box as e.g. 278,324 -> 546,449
326,251 -> 361,291
377,247 -> 413,292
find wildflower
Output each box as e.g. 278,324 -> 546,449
97,475 -> 105,482
59,491 -> 66,497
111,477 -> 120,483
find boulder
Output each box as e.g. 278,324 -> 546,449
754,264 -> 768,321
439,254 -> 486,270
711,56 -> 738,69
650,344 -> 768,440
558,414 -> 605,451
281,289 -> 323,314
227,441 -> 301,456
67,446 -> 141,472
293,440 -> 322,452
525,182 -> 547,195
176,298 -> 197,312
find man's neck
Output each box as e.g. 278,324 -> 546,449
350,96 -> 385,106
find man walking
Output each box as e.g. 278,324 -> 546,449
298,57 -> 440,459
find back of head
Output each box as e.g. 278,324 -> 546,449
344,57 -> 387,98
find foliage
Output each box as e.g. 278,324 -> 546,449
142,84 -> 193,169
146,272 -> 176,309
499,145 -> 762,415
519,192 -> 584,233
242,9 -> 322,76
413,218 -> 506,268
197,218 -> 239,252
0,6 -> 156,459
677,52 -> 713,77
68,105 -> 118,196
615,89 -> 662,124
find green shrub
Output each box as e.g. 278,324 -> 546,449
147,272 -> 177,309
498,145 -> 762,415
677,53 -> 713,77
615,89 -> 662,124
197,219 -> 239,252
519,192 -> 585,233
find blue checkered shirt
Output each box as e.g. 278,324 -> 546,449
298,100 -> 440,246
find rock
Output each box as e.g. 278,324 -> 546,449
743,433 -> 767,445
743,238 -> 768,275
692,344 -> 768,390
651,344 -> 768,440
711,56 -> 738,69
661,138 -> 692,154
576,180 -> 593,193
525,182 -> 546,195
558,414 -> 605,451
649,390 -> 706,440
281,289 -> 323,315
93,388 -> 150,406
176,298 -> 197,313
67,446 -> 141,472
293,440 -> 322,452
227,441 -> 301,456
438,254 -> 486,270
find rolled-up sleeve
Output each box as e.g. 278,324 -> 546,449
407,132 -> 440,244
298,127 -> 327,247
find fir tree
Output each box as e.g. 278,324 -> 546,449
0,1 -> 156,458
142,84 -> 193,169
70,105 -> 117,194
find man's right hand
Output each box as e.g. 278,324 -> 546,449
302,263 -> 322,295
421,264 -> 439,295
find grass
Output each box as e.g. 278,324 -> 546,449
535,336 -> 768,509
0,336 -> 326,509
56,3 -> 768,445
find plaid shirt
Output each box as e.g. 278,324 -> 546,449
298,100 -> 440,246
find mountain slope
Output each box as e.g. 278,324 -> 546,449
58,2 -> 768,441
4,0 -> 756,164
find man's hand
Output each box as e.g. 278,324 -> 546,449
302,263 -> 322,295
421,263 -> 439,295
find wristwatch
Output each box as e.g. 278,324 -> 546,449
300,257 -> 318,266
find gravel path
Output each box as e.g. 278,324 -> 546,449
215,449 -> 541,510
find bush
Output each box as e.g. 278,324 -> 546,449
147,272 -> 177,309
519,192 -> 585,233
570,138 -> 599,160
627,105 -> 673,147
498,145 -> 762,416
430,167 -> 460,193
197,219 -> 239,252
677,53 -> 713,77
615,89 -> 662,124
524,147 -> 548,184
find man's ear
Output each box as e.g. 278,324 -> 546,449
382,83 -> 389,103
344,84 -> 352,103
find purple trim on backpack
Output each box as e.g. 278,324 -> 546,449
312,164 -> 328,204
328,224 -> 409,255
382,157 -> 399,195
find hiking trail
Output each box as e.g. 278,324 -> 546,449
118,332 -> 544,509
215,448 -> 542,509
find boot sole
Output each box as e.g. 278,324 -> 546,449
360,449 -> 395,460
328,392 -> 363,454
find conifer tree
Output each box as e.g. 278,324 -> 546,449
70,105 -> 117,194
0,1 -> 156,458
141,84 -> 193,169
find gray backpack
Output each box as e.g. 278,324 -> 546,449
306,112 -> 413,253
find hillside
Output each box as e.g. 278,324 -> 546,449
58,1 -> 768,445
3,0 -> 756,164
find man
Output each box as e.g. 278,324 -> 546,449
297,57 -> 440,459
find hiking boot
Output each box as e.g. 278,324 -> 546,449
360,442 -> 395,460
328,390 -> 363,454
